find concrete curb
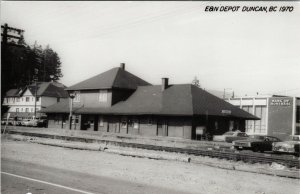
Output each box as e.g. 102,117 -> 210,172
6,134 -> 300,179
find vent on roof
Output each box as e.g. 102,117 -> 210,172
120,63 -> 125,70
162,78 -> 169,91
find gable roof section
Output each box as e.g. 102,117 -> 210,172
66,67 -> 151,91
5,82 -> 68,98
41,99 -> 70,113
27,82 -> 69,98
110,86 -> 162,114
5,89 -> 21,97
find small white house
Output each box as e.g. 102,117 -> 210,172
2,82 -> 69,119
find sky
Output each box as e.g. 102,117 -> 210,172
1,1 -> 300,97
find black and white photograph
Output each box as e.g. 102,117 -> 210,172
1,1 -> 300,194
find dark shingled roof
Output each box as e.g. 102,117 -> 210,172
66,67 -> 151,91
5,89 -> 21,97
42,84 -> 258,120
27,82 -> 69,98
5,82 -> 69,98
40,99 -> 71,113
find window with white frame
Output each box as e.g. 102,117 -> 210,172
99,116 -> 104,127
16,108 -> 19,112
254,106 -> 266,134
26,97 -> 30,102
99,90 -> 107,102
242,106 -> 254,133
16,98 -> 20,102
73,91 -> 80,102
25,108 -> 29,112
133,118 -> 139,129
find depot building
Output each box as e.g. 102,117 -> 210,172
41,64 -> 258,140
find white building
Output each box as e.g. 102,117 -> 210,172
225,95 -> 300,140
2,82 -> 69,119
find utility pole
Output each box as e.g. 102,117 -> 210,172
33,69 -> 38,119
1,23 -> 25,105
1,23 -> 25,46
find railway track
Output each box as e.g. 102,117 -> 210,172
6,130 -> 300,168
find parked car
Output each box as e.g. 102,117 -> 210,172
232,135 -> 281,152
1,118 -> 15,125
21,119 -> 32,126
272,135 -> 300,157
213,131 -> 249,143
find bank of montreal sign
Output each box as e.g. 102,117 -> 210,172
270,98 -> 292,106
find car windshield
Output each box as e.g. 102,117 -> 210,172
248,135 -> 264,140
290,136 -> 300,141
224,132 -> 234,136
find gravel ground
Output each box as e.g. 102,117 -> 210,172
2,137 -> 300,194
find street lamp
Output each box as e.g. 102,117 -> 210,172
69,93 -> 76,130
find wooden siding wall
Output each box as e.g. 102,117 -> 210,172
47,114 -> 245,140
73,90 -> 112,108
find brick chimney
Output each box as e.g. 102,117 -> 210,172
161,78 -> 169,91
120,63 -> 125,70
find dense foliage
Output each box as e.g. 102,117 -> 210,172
1,38 -> 63,100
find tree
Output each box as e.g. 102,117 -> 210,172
1,25 -> 63,104
40,45 -> 63,82
192,76 -> 200,88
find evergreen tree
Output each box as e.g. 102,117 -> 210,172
1,26 -> 63,104
192,76 -> 200,88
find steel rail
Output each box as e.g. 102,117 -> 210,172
6,130 -> 300,168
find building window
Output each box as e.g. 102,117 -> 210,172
242,106 -> 254,133
214,121 -> 218,130
121,117 -> 127,129
36,97 -> 40,102
57,98 -> 60,102
26,97 -> 30,102
75,116 -> 79,124
21,108 -> 23,112
16,98 -> 20,102
73,91 -> 80,102
31,108 -> 34,112
16,108 -> 19,112
25,108 -> 29,112
254,106 -> 267,134
6,98 -> 8,103
128,118 -> 133,128
99,90 -> 107,102
133,119 -> 139,129
99,117 -> 104,127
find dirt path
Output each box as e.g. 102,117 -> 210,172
2,139 -> 299,194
